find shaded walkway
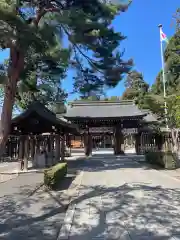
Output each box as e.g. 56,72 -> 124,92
0,166 -> 78,240
59,153 -> 180,240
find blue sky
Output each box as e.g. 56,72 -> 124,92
63,0 -> 180,100
0,0 -> 179,101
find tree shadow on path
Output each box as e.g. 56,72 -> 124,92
0,171 -> 76,240
67,183 -> 180,239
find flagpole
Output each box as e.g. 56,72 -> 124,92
158,24 -> 169,129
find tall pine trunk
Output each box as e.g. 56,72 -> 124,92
0,10 -> 47,157
0,47 -> 24,156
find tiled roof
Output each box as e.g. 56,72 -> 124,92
12,101 -> 79,133
65,100 -> 146,119
140,109 -> 158,123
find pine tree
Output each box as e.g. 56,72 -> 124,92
0,0 -> 132,154
122,70 -> 149,108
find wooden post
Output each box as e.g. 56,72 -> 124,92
18,135 -> 24,170
113,126 -> 124,155
55,134 -> 60,162
84,132 -> 92,157
50,134 -> 55,165
155,133 -> 163,151
135,131 -> 141,155
24,135 -> 29,171
88,133 -> 93,156
35,136 -> 40,155
47,135 -> 51,153
8,138 -> 11,159
61,134 -> 65,161
84,133 -> 88,156
30,136 -> 35,160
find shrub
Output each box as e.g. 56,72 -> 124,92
145,151 -> 177,169
44,163 -> 67,189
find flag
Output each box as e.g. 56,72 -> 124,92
160,28 -> 168,43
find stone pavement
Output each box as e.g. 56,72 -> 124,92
0,161 -> 33,183
0,162 -> 83,240
157,168 -> 180,182
0,161 -> 19,183
0,171 -> 18,183
59,153 -> 180,240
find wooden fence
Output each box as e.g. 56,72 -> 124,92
139,132 -> 180,154
1,134 -> 69,162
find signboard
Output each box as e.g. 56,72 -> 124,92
89,127 -> 138,134
122,128 -> 138,134
89,127 -> 113,133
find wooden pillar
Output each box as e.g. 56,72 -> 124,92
135,131 -> 141,155
24,135 -> 29,170
84,132 -> 92,157
35,136 -> 40,155
155,133 -> 163,151
7,138 -> 11,158
30,136 -> 35,159
18,135 -> 24,170
55,134 -> 61,162
18,136 -> 24,158
66,134 -> 72,156
15,137 -> 18,159
60,134 -> 65,162
49,134 -> 54,165
47,135 -> 51,153
84,133 -> 88,156
11,137 -> 15,159
89,134 -> 92,155
113,126 -> 124,155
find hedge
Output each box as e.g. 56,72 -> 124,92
44,162 -> 67,189
145,151 -> 177,169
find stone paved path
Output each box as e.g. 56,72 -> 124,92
0,170 -> 79,240
59,153 -> 180,240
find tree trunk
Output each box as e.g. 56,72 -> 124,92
171,128 -> 179,153
0,47 -> 24,156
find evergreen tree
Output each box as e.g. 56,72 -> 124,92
150,11 -> 180,124
121,70 -> 149,108
73,68 -> 104,99
0,0 -> 132,154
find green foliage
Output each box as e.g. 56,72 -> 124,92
68,0 -> 133,95
44,162 -> 67,190
0,0 -> 49,52
149,12 -> 180,126
143,94 -> 164,119
73,68 -> 104,99
16,43 -> 70,109
0,0 -> 70,110
86,95 -> 100,101
49,101 -> 67,114
166,95 -> 180,128
164,31 -> 180,94
151,13 -> 180,95
1,0 -> 133,109
108,96 -> 120,101
121,70 -> 149,108
0,63 -> 7,86
145,151 -> 177,169
151,71 -> 163,95
173,8 -> 180,31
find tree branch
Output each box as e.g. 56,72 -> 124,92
59,24 -> 104,74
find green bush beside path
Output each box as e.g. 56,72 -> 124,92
145,151 -> 177,169
44,163 -> 67,189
